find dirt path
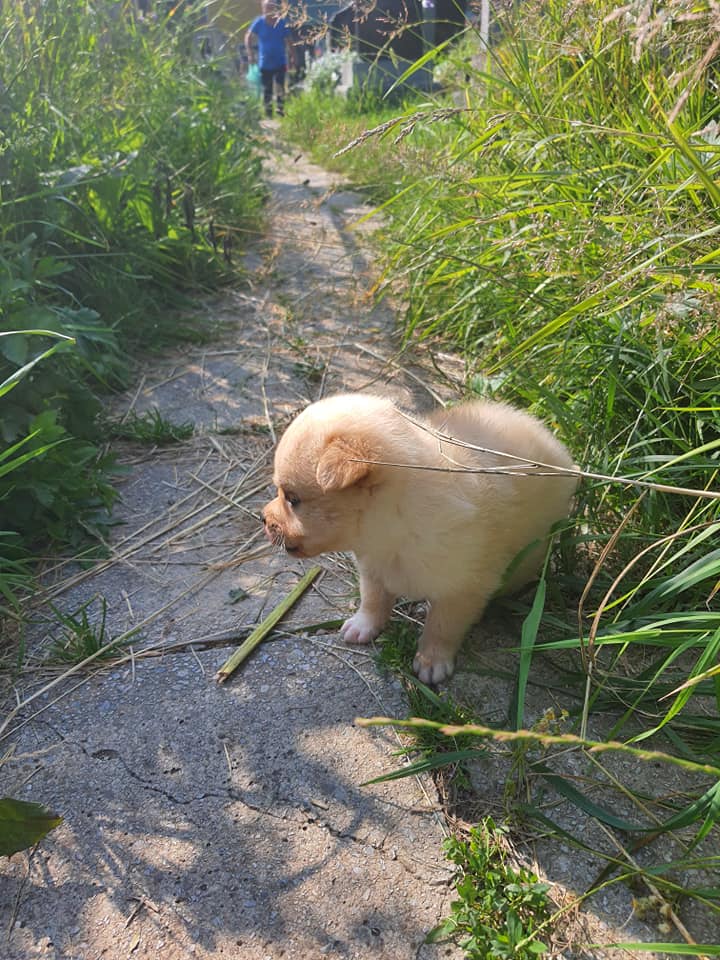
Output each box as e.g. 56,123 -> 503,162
1,125 -> 713,960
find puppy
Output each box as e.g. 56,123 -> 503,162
262,393 -> 577,683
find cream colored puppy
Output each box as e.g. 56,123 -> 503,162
262,393 -> 577,684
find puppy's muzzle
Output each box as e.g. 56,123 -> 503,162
262,510 -> 302,555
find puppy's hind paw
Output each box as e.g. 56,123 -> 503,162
340,612 -> 383,646
413,651 -> 455,686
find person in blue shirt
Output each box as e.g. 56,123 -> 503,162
245,1 -> 294,118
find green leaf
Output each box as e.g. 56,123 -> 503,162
654,779 -> 720,835
0,334 -> 29,366
527,941 -> 549,954
0,797 -> 62,856
0,332 -> 76,399
653,548 -> 720,601
0,429 -> 42,466
424,917 -> 457,943
514,575 -> 546,730
0,438 -> 65,480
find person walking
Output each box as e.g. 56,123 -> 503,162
245,1 -> 293,118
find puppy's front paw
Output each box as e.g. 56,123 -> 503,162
340,612 -> 383,645
413,651 -> 455,685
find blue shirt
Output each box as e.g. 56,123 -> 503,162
250,16 -> 290,71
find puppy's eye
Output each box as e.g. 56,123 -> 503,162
285,493 -> 301,508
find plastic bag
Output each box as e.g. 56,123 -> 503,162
246,63 -> 262,97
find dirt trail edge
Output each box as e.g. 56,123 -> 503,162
0,126 -> 465,960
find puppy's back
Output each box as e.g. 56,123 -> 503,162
427,400 -> 573,472
426,400 -> 577,591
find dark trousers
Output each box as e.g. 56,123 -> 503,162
260,66 -> 286,118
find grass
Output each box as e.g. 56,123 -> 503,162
370,621 -> 486,790
0,0 -> 266,671
109,408 -> 194,445
283,85 -> 440,202
1,0 -> 718,944
48,596 -> 130,664
0,0 -> 264,561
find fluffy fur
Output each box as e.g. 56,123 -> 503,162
262,393 -> 577,683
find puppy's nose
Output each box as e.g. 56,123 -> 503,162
263,516 -> 281,541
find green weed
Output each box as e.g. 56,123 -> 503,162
109,408 -> 194,445
375,620 -> 472,727
428,819 -> 552,959
369,621 -> 486,788
0,329 -> 96,614
0,534 -> 32,621
291,358 -> 325,385
282,89 -> 429,202
48,596 -> 128,664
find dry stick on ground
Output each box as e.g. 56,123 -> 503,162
215,565 -> 323,682
143,366 -> 184,394
2,536 -> 276,735
119,373 -> 147,425
260,329 -> 278,446
35,457 -> 235,589
5,520 -> 268,716
38,475 -> 269,602
189,468 -> 264,515
148,492 -> 262,556
123,895 -> 160,930
102,614 -> 346,668
207,434 -> 233,461
7,843 -> 37,938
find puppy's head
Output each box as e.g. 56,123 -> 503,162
262,395 -> 388,558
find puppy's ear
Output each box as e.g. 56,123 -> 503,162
316,437 -> 372,492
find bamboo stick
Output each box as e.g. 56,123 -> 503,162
215,565 -> 322,683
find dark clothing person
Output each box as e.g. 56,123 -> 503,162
260,64 -> 286,116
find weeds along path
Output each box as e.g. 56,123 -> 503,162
0,124 -> 464,960
1,126 -> 714,960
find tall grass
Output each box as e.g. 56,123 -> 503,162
2,0 -> 263,331
0,0 -> 263,555
380,4 -> 720,525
